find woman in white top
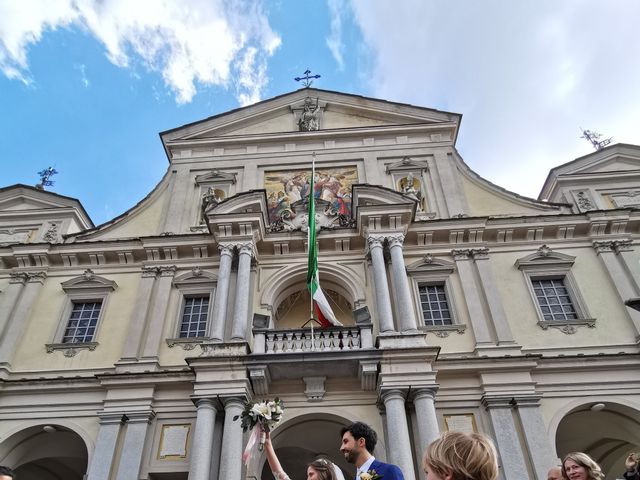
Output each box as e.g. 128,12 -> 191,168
264,431 -> 345,480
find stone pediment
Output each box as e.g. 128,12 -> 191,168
386,156 -> 430,173
160,88 -> 460,144
0,185 -> 84,213
195,169 -> 237,185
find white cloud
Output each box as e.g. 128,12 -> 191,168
0,0 -> 281,104
349,0 -> 640,198
326,0 -> 346,70
75,63 -> 89,87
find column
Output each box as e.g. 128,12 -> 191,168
141,265 -> 177,359
0,271 -> 46,366
218,397 -> 245,480
413,388 -> 440,451
482,396 -> 528,480
86,414 -> 124,480
512,396 -> 557,480
594,241 -> 640,336
451,250 -> 493,345
368,236 -> 395,333
0,273 -> 28,339
231,245 -> 253,340
388,234 -> 419,332
472,249 -> 516,344
381,389 -> 416,480
115,412 -> 155,480
119,267 -> 157,361
210,245 -> 233,341
188,399 -> 218,480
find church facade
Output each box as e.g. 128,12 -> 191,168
0,89 -> 639,480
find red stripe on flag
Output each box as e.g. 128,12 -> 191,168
313,302 -> 333,328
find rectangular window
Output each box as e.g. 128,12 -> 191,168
532,277 -> 578,321
418,284 -> 452,326
62,301 -> 102,343
179,296 -> 209,338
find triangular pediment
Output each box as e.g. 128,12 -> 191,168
161,88 -> 460,144
195,169 -> 237,185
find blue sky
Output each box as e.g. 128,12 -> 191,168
2,0 -> 640,225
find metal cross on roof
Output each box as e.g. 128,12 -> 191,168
294,69 -> 321,88
580,128 -> 612,151
36,166 -> 59,190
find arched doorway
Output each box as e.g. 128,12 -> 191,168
0,424 -> 88,480
260,415 -> 353,480
555,402 -> 640,480
275,285 -> 354,329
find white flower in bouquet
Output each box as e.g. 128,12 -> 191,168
234,397 -> 285,452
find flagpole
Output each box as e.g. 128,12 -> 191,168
309,153 -> 316,351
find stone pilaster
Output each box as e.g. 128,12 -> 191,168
593,240 -> 640,338
231,244 -> 254,340
380,389 -> 416,480
388,234 -> 419,332
0,271 -> 46,367
482,396 -> 527,480
210,245 -> 234,341
115,411 -> 156,480
188,398 -> 219,480
412,387 -> 440,452
367,236 -> 395,333
119,266 -> 158,364
451,250 -> 493,346
141,265 -> 177,362
161,167 -> 191,234
512,396 -> 557,480
472,249 -> 518,347
218,397 -> 246,480
0,273 -> 28,340
86,413 -> 125,480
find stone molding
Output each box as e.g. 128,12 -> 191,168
593,239 -> 633,254
46,341 -> 98,357
303,376 -> 326,401
537,318 -> 596,334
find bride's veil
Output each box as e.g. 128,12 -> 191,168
331,462 -> 346,480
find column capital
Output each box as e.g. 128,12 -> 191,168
411,386 -> 439,402
124,410 -> 156,424
380,388 -> 408,403
366,234 -> 386,250
97,412 -> 127,425
141,266 -> 159,278
218,244 -> 234,257
220,395 -> 248,409
158,265 -> 178,277
9,272 -> 28,285
387,233 -> 405,249
451,249 -> 472,261
593,240 -> 615,254
25,271 -> 47,284
511,395 -> 542,408
470,247 -> 490,260
481,395 -> 513,410
192,397 -> 220,410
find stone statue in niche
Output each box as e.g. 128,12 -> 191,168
399,172 -> 424,212
298,97 -> 320,131
201,187 -> 225,219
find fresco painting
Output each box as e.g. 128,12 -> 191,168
264,166 -> 358,223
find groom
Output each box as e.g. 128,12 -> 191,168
340,422 -> 404,480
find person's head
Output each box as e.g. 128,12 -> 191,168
340,422 -> 377,464
422,431 -> 498,480
0,466 -> 15,480
548,466 -> 563,480
562,452 -> 604,480
307,458 -> 337,480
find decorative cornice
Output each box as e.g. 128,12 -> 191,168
537,319 -> 596,334
593,239 -> 633,255
46,342 -> 98,357
9,272 -> 29,285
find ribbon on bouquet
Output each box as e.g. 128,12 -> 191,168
242,424 -> 261,466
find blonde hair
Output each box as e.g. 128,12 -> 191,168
423,431 -> 498,480
562,452 -> 604,480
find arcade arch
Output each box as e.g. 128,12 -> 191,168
554,401 -> 640,480
0,424 -> 89,480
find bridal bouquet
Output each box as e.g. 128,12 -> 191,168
235,398 -> 284,464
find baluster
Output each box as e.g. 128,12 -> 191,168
352,329 -> 361,349
292,332 -> 302,352
266,333 -> 275,354
286,333 -> 295,352
328,331 -> 337,351
303,333 -> 311,351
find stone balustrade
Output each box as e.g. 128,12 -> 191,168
253,326 -> 371,354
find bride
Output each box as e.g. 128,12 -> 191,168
264,431 -> 346,480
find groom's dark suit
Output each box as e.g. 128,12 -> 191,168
367,459 -> 404,480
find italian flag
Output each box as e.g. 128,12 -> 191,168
306,157 -> 342,328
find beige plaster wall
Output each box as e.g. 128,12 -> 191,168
460,175 -> 552,217
12,272 -> 139,370
491,247 -> 636,350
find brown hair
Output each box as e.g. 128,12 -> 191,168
308,458 -> 337,480
423,431 -> 498,480
562,452 -> 604,480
